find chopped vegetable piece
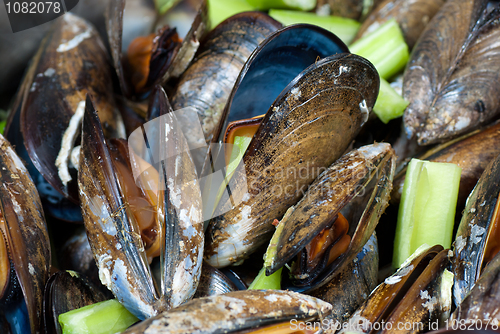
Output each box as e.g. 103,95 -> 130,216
208,0 -> 256,30
154,0 -> 179,15
59,299 -> 139,334
393,159 -> 461,268
245,0 -> 316,11
268,9 -> 360,44
373,78 -> 409,124
349,19 -> 409,80
248,267 -> 283,290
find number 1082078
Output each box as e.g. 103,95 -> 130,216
5,2 -> 62,14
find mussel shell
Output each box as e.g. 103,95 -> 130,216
205,53 -> 379,268
122,290 -> 332,334
403,0 -> 500,145
450,250 -> 500,329
316,0 -> 382,21
210,23 -> 349,149
170,12 -> 282,145
79,95 -> 160,319
193,263 -> 239,298
0,134 -> 50,334
343,246 -> 452,334
310,233 -> 378,326
42,271 -> 108,334
267,143 -> 395,290
452,151 -> 500,305
354,0 -> 446,49
6,13 -> 124,204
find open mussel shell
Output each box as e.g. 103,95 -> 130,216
450,250 -> 500,329
354,0 -> 446,49
170,12 -> 281,155
392,121 -> 500,209
266,143 -> 395,291
452,151 -> 500,306
0,134 -> 50,334
122,290 -> 332,334
209,23 -> 349,155
4,13 -> 124,206
42,271 -> 109,334
80,87 -> 203,319
342,245 -> 452,334
310,233 -> 378,326
204,53 -> 379,269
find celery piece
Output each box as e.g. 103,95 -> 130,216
246,0 -> 316,11
211,136 -> 253,218
0,120 -> 6,135
393,159 -> 461,268
373,78 -> 409,124
154,0 -> 180,15
208,0 -> 256,30
268,9 -> 360,45
59,299 -> 139,334
248,267 -> 283,290
349,19 -> 409,80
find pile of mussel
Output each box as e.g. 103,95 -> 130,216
3,0 -> 500,333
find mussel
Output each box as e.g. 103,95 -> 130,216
403,0 -> 500,145
265,143 -> 395,291
122,290 -> 332,333
205,52 -> 379,269
452,151 -> 500,305
0,134 -> 50,334
4,13 -> 125,221
78,88 -> 202,319
342,245 -> 453,334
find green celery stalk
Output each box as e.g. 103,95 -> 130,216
210,136 -> 253,218
268,9 -> 360,45
0,120 -> 6,135
154,0 -> 180,15
59,299 -> 139,334
208,0 -> 256,30
349,19 -> 409,80
248,267 -> 283,290
245,0 -> 316,11
393,159 -> 461,268
373,78 -> 409,124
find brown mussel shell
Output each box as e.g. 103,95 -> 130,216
266,143 -> 395,290
403,0 -> 500,145
0,134 -> 50,334
42,271 -> 109,334
5,13 -> 124,204
204,53 -> 379,269
310,233 -> 379,326
122,290 -> 332,334
170,12 -> 282,146
342,246 -> 452,334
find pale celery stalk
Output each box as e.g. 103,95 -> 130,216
59,299 -> 139,334
349,19 -> 409,80
268,9 -> 360,45
373,78 -> 409,124
245,0 -> 316,11
248,267 -> 283,290
393,159 -> 461,268
211,136 -> 253,218
154,0 -> 180,15
208,0 -> 256,30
